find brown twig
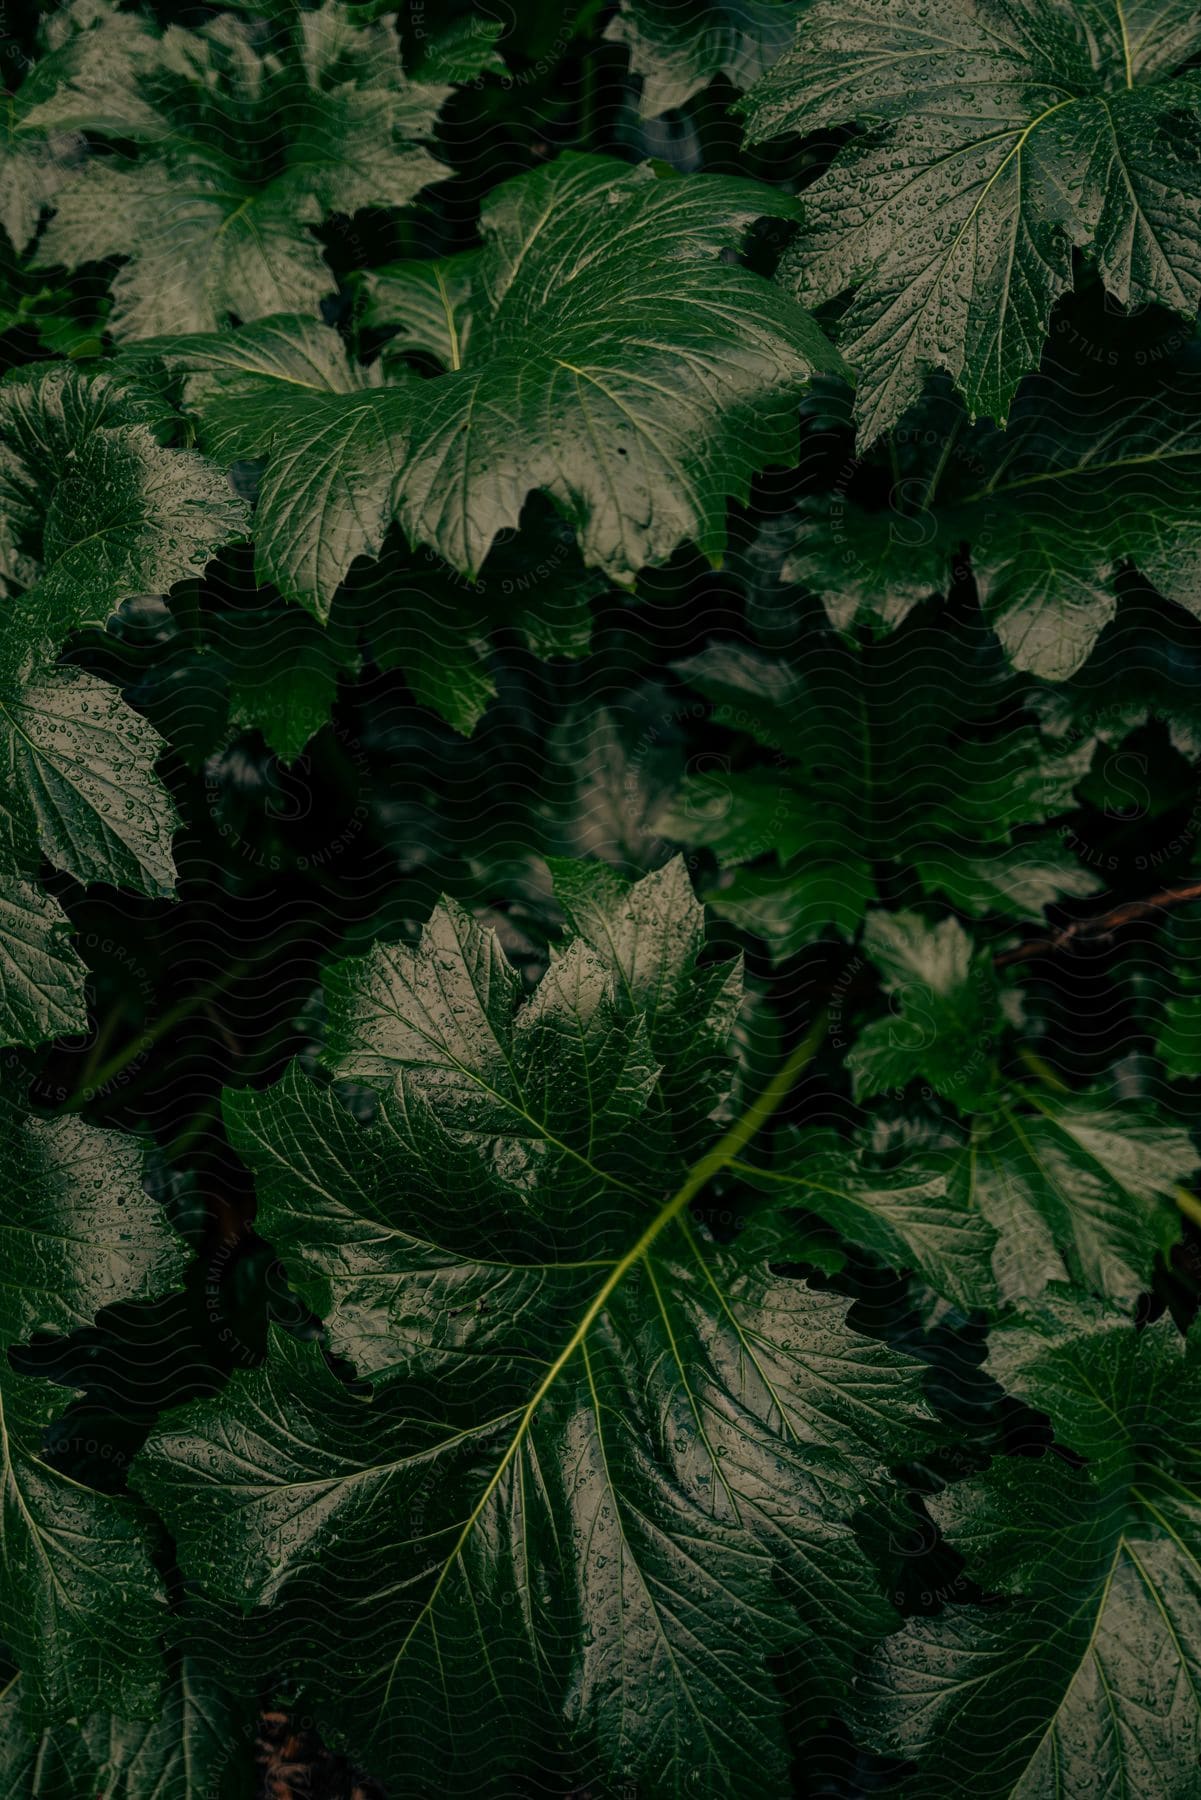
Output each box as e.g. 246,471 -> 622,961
994,880 -> 1201,968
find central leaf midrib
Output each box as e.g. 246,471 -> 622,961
1011,1480 -> 1201,1794
969,441 -> 1201,504
1113,0 -> 1134,88
846,90 -> 1079,403
1009,1534 -> 1126,1785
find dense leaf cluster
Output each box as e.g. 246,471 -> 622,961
2,1 -> 1201,1796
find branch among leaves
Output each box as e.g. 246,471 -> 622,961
995,881 -> 1201,968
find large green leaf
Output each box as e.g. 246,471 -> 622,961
133,864 -> 932,1796
0,1361 -> 171,1724
0,107 -> 58,261
0,1107 -> 186,1342
0,663 -> 180,1045
133,155 -> 844,619
119,313 -> 389,627
860,1301 -> 1201,1797
0,361 -> 170,609
961,356 -> 1201,677
654,625 -> 1099,959
548,857 -> 743,1150
319,899 -> 674,1222
606,0 -> 795,117
368,156 -> 844,585
0,1105 -> 188,1722
0,1655 -> 254,1799
0,1 -> 165,255
27,4 -> 498,338
0,38 -> 76,255
790,351 -> 1201,678
741,0 -> 1201,440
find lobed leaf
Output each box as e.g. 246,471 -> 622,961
0,1105 -> 189,1721
655,628 -> 1099,958
742,0 -> 1201,440
606,0 -> 796,118
27,2 -> 490,338
140,156 -> 844,619
134,865 -> 934,1795
859,1302 -> 1201,1796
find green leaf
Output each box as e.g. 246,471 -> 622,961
19,5 -> 162,138
0,1104 -> 188,1344
0,1682 -> 92,1800
549,857 -> 742,1149
744,1079 -> 1194,1314
0,1360 -> 170,1724
321,905 -> 672,1222
358,251 -> 481,368
29,3 -> 454,338
0,128 -> 56,262
654,767 -> 831,869
342,519 -> 602,736
29,428 -> 248,658
0,1106 -> 188,1722
847,911 -> 1002,1109
217,602 -> 360,764
0,361 -> 173,590
655,625 -> 1094,958
0,59 -> 67,255
962,1092 -> 1195,1308
0,362 -> 248,669
122,314 -> 405,629
1158,976 -> 1201,1081
737,1128 -> 1000,1310
715,860 -> 878,961
0,359 -> 240,1065
742,0 -> 1201,440
790,353 -> 1201,679
652,639 -> 870,956
961,358 -> 1201,678
906,837 -> 1103,921
0,669 -> 179,897
139,311 -> 383,463
377,156 -> 844,585
0,1656 -> 254,1799
0,2 -> 157,255
0,427 -> 211,1064
407,16 -> 507,88
144,155 -> 844,615
605,0 -> 795,118
782,495 -> 947,639
123,313 -> 390,626
134,867 -> 933,1796
0,881 -> 87,1050
859,1302 -> 1201,1797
